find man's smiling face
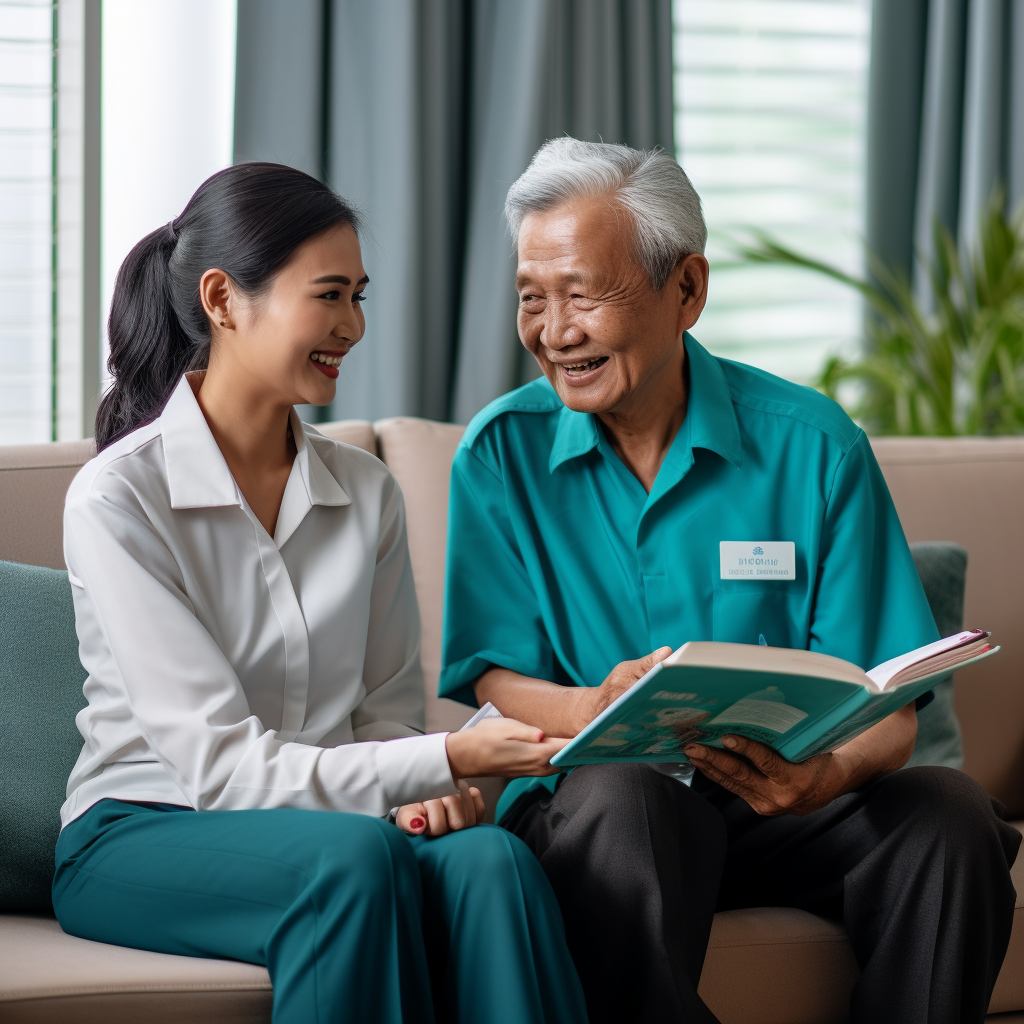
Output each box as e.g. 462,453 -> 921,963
515,196 -> 697,417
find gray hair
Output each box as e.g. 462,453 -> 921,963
505,137 -> 707,290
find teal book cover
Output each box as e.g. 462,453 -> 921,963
551,634 -> 995,768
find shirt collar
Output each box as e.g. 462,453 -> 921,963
683,332 -> 742,468
161,373 -> 351,516
548,332 -> 743,474
548,402 -> 602,473
291,420 -> 351,508
161,374 -> 239,509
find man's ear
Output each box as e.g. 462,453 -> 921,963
199,268 -> 236,331
676,253 -> 709,334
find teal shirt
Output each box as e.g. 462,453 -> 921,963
439,334 -> 959,822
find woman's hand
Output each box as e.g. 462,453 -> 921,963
396,780 -> 486,836
445,718 -> 570,780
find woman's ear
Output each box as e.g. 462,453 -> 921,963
199,268 -> 236,331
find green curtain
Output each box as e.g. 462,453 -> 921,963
866,0 -> 1024,298
233,0 -> 674,424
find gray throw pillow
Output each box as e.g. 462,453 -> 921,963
0,560 -> 87,912
907,542 -> 967,769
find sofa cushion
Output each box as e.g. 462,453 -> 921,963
990,822 -> 1024,1014
696,821 -> 1024,1023
699,906 -> 857,1024
907,542 -> 966,769
2,824 -> 1019,1023
0,914 -> 271,1024
0,562 -> 87,912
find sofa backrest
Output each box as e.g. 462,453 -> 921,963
872,438 -> 1024,814
373,418 -> 474,734
2,426 -> 1022,815
0,423 -> 376,571
0,441 -> 94,570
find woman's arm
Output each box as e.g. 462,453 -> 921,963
65,486 -> 457,818
350,477 -> 427,742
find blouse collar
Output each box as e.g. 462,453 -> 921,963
160,373 -> 350,520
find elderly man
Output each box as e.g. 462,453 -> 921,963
438,138 -> 1020,1024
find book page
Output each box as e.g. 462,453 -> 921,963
866,630 -> 987,689
668,641 -> 870,687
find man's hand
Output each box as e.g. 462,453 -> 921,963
684,703 -> 919,816
474,647 -> 674,739
684,736 -> 844,816
575,646 -> 674,733
396,780 -> 486,836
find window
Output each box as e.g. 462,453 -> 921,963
1,0 -> 58,444
101,0 -> 236,383
0,0 -> 235,447
673,0 -> 871,383
1,0 -> 96,446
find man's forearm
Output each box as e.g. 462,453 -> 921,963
474,667 -> 595,738
830,702 -> 918,794
476,667 -> 920,807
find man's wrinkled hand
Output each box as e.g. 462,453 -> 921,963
684,735 -> 846,817
577,647 -> 674,732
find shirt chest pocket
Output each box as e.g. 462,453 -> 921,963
712,585 -> 807,650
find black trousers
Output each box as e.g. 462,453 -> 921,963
504,764 -> 1021,1024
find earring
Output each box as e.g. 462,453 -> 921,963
220,320 -> 227,327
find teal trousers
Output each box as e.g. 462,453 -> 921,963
53,800 -> 588,1024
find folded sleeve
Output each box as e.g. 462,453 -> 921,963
65,485 -> 455,817
438,443 -> 557,707
809,430 -> 939,672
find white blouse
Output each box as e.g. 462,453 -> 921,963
60,373 -> 456,827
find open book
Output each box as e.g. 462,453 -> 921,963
550,631 -> 997,768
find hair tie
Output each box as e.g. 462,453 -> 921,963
165,219 -> 180,245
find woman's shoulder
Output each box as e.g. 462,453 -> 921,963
66,420 -> 169,513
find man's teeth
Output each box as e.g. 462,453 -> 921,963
311,352 -> 342,367
564,358 -> 605,372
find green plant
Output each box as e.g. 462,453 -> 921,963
736,192 -> 1024,435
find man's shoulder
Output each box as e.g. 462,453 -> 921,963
460,377 -> 563,453
718,356 -> 861,453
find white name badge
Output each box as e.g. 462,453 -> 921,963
720,541 -> 796,581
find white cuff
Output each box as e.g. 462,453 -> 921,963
375,732 -> 457,808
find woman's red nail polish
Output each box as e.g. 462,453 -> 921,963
410,817 -> 425,830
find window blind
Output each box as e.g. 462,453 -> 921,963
673,0 -> 871,384
0,0 -> 55,444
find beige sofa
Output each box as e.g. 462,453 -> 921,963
1,421 -> 1022,1024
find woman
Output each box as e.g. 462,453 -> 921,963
53,162 -> 587,1024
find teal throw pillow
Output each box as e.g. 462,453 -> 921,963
0,560 -> 87,913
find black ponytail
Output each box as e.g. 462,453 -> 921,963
95,163 -> 359,451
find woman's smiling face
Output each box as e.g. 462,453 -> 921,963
206,222 -> 368,408
515,196 -> 707,418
